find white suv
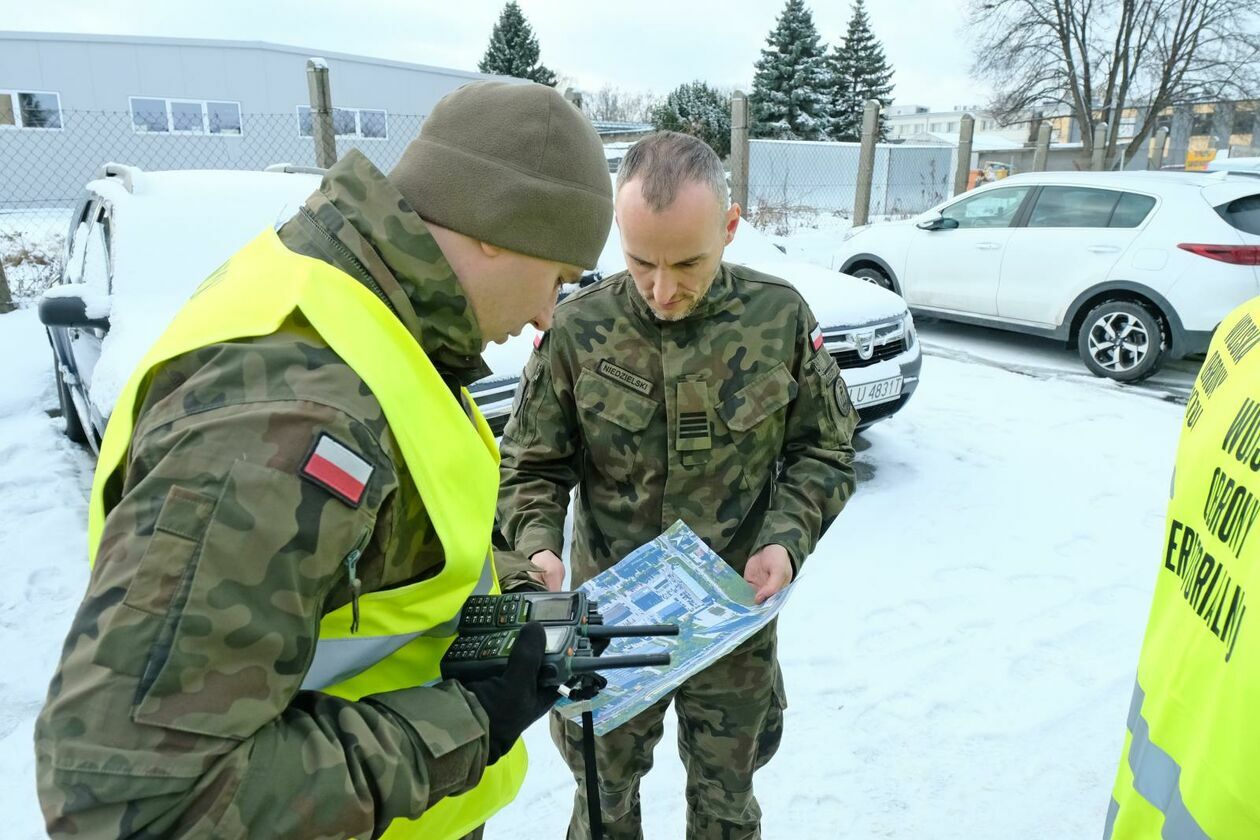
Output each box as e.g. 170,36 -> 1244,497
836,171 -> 1260,380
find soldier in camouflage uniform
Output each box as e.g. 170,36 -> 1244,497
496,132 -> 858,839
34,82 -> 614,838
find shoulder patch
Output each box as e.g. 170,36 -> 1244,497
810,325 -> 825,352
533,331 -> 546,351
836,379 -> 853,416
301,433 -> 374,507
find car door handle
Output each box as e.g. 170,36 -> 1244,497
1087,245 -> 1119,254
975,242 -> 1000,250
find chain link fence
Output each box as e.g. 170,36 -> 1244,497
0,110 -> 423,299
746,139 -> 954,235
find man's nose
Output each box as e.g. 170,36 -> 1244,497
533,300 -> 555,332
653,273 -> 677,306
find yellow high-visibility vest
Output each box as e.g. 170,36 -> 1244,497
88,229 -> 525,839
1106,298 -> 1259,839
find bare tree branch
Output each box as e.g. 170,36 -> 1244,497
967,0 -> 1260,165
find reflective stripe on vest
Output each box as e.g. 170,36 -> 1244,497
1106,297 -> 1260,840
88,230 -> 525,839
302,554 -> 496,691
1103,681 -> 1209,840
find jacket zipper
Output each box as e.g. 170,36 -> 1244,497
343,527 -> 372,634
300,206 -> 400,320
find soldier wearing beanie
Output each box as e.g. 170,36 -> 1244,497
34,81 -> 612,840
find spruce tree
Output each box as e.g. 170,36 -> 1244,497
477,2 -> 557,87
749,0 -> 831,139
826,0 -> 895,141
650,82 -> 732,158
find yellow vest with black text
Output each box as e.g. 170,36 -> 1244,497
1106,298 -> 1260,839
87,229 -> 526,840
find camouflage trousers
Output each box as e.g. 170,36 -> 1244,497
550,623 -> 785,840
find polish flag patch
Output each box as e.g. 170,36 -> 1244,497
810,325 -> 825,352
301,434 -> 374,507
534,331 -> 546,350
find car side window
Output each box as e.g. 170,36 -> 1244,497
1110,192 -> 1157,228
1027,186 -> 1122,228
63,221 -> 90,285
941,186 -> 1031,229
81,204 -> 111,293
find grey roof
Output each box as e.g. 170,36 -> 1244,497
0,30 -> 511,83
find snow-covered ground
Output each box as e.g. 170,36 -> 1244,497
0,308 -> 94,835
0,293 -> 1181,837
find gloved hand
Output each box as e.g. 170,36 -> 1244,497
464,622 -> 558,763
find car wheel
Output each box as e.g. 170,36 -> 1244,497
53,355 -> 88,444
851,266 -> 895,292
1077,300 -> 1165,382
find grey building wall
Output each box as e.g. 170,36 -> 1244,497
0,32 -> 517,206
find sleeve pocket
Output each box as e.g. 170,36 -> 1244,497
91,486 -> 218,678
124,486 -> 217,616
132,458 -> 360,739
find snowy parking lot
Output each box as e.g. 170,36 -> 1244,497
0,299 -> 1186,838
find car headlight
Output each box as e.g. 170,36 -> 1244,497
903,312 -> 916,349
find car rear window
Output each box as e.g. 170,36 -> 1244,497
1216,194 -> 1260,235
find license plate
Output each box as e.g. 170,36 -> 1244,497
848,376 -> 903,408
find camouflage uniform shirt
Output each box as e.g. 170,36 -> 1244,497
497,262 -> 857,589
34,151 -> 499,838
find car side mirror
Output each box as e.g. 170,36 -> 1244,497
916,215 -> 960,231
39,285 -> 111,332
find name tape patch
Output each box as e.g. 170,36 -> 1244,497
301,434 -> 374,507
597,359 -> 653,396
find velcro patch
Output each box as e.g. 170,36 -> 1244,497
597,359 -> 653,396
533,331 -> 546,351
810,325 -> 825,352
301,434 -> 373,507
836,379 -> 853,416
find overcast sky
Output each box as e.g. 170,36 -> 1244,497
6,0 -> 989,111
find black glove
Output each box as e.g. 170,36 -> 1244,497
464,622 -> 558,763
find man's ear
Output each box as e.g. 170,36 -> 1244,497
479,241 -> 503,258
725,204 -> 741,244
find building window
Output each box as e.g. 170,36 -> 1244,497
129,97 -> 243,135
0,89 -> 62,129
1232,102 -> 1257,137
1191,107 -> 1215,138
297,106 -> 388,139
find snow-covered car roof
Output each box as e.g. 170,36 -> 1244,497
87,168 -> 322,415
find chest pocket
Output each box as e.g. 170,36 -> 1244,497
575,367 -> 659,484
717,362 -> 798,491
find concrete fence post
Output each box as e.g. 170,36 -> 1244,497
1092,122 -> 1108,171
1148,126 -> 1170,170
1032,122 -> 1052,172
307,58 -> 337,169
953,113 -> 975,195
730,91 -> 750,215
0,261 -> 13,314
854,99 -> 880,226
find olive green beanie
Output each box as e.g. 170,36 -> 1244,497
389,81 -> 613,269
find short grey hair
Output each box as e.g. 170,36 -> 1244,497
615,131 -> 730,212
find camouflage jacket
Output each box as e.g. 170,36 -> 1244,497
34,151 -> 498,838
496,262 -> 857,590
